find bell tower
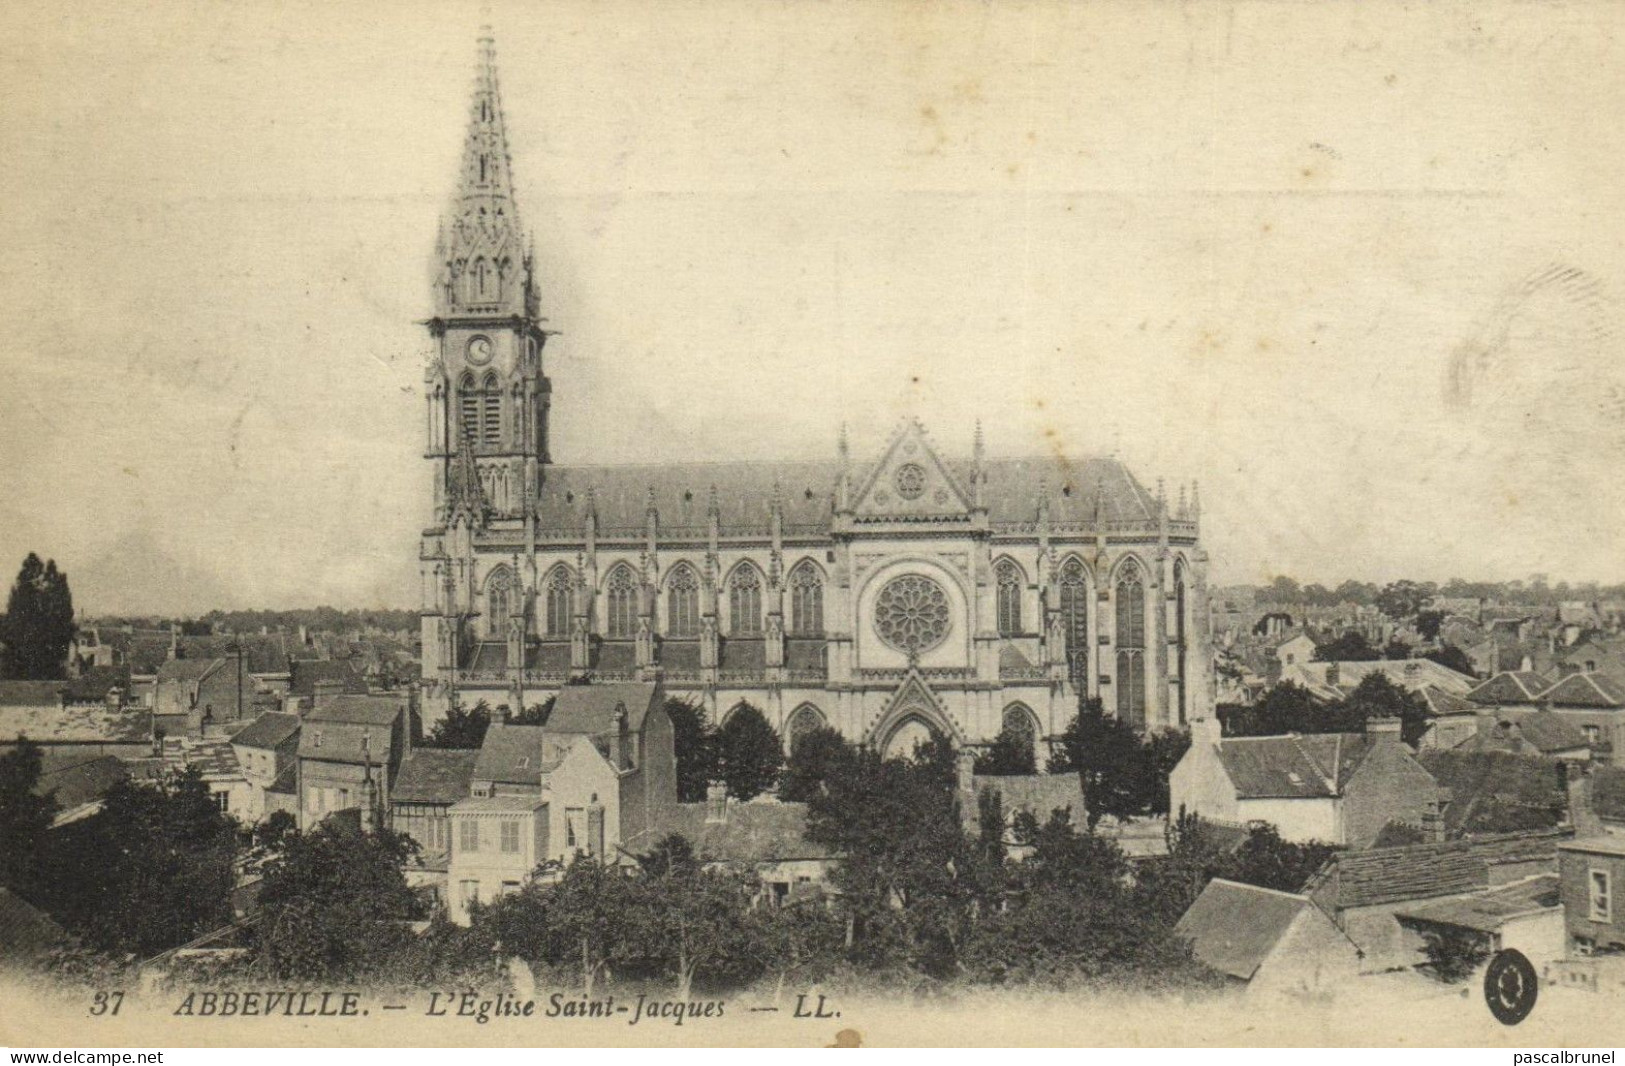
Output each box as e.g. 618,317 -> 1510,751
421,28 -> 551,715
424,27 -> 551,522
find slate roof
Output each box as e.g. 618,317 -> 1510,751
1213,733 -> 1379,799
1542,673 -> 1625,709
1173,879 -> 1314,981
595,642 -> 636,674
529,454 -> 1157,535
0,887 -> 68,962
1457,712 -> 1590,757
1394,874 -> 1561,933
473,723 -> 550,786
1308,828 -> 1571,910
718,639 -> 765,672
177,739 -> 241,778
1295,659 -> 1477,697
0,682 -> 66,707
1418,685 -> 1478,717
392,749 -> 479,805
971,773 -> 1086,820
450,794 -> 548,814
0,702 -> 152,745
785,639 -> 827,674
230,712 -> 302,751
304,695 -> 404,728
547,682 -> 659,735
529,642 -> 571,672
174,634 -> 291,675
662,641 -> 702,670
61,666 -> 131,703
288,659 -> 367,698
630,800 -> 837,863
35,754 -> 129,812
1467,672 -> 1552,706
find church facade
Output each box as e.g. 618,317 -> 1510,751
418,34 -> 1215,757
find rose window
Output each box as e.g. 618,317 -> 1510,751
894,463 -> 927,500
874,574 -> 951,654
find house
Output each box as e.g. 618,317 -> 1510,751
955,748 -> 1087,845
286,659 -> 368,713
0,682 -> 154,759
1289,658 -> 1478,699
390,748 -> 479,860
621,790 -> 839,908
1540,673 -> 1625,759
1414,685 -> 1480,751
35,753 -> 130,827
1452,711 -> 1591,764
470,724 -> 549,796
229,712 -> 302,823
297,695 -> 408,829
1391,873 -> 1564,970
162,737 -> 253,818
445,794 -> 551,923
1169,718 -> 1442,848
153,655 -> 257,738
1556,835 -> 1625,957
1466,671 -> 1552,711
1173,879 -> 1361,998
1304,827 -> 1572,972
543,682 -> 676,844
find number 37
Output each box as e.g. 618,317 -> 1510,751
90,991 -> 123,1016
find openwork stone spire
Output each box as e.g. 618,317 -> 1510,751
434,28 -> 535,318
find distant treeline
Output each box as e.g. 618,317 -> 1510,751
88,607 -> 418,633
1243,577 -> 1625,609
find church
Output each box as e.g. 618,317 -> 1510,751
418,32 -> 1214,758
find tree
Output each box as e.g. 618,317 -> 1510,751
1314,630 -> 1382,662
635,832 -> 698,878
805,744 -> 984,975
778,725 -> 857,802
1415,609 -> 1447,642
2,554 -> 75,680
1220,824 -> 1338,894
44,768 -> 237,956
254,820 -> 424,979
1049,700 -> 1146,828
1142,728 -> 1192,816
423,700 -> 493,749
544,856 -> 636,996
1424,643 -> 1477,677
0,738 -> 57,895
973,722 -> 1037,776
1340,672 -> 1429,746
1376,580 -> 1432,621
715,702 -> 783,800
1219,681 -> 1322,737
620,860 -> 763,997
664,698 -> 716,803
1261,576 -> 1301,605
1384,638 -> 1414,660
1420,926 -> 1492,983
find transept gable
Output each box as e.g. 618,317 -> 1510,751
851,420 -> 972,523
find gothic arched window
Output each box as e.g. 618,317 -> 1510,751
604,564 -> 639,640
728,565 -> 763,636
1059,557 -> 1089,685
544,566 -> 574,637
458,372 -> 479,445
473,257 -> 492,299
485,568 -> 513,638
789,561 -> 824,635
1002,703 -> 1038,748
1116,559 -> 1147,726
480,371 -> 501,447
996,559 -> 1023,636
666,565 -> 701,638
788,703 -> 827,752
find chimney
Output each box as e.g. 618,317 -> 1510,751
1325,662 -> 1341,687
1368,716 -> 1403,739
1404,661 -> 1420,680
956,746 -> 976,796
609,702 -> 628,770
706,782 -> 728,824
1421,799 -> 1445,843
1565,762 -> 1602,838
312,679 -> 344,710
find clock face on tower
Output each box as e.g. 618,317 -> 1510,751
466,335 -> 493,366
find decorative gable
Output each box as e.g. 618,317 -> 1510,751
851,420 -> 972,522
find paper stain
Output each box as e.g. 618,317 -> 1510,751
826,1027 -> 863,1048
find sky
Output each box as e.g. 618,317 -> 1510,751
1,0 -> 1623,615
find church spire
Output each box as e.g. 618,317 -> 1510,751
435,27 -> 534,318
